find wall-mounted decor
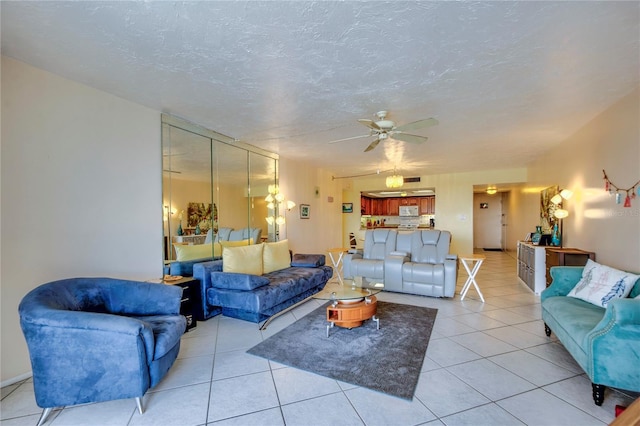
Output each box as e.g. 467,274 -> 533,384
479,202 -> 488,209
603,169 -> 639,208
342,203 -> 353,213
540,186 -> 560,234
300,204 -> 310,219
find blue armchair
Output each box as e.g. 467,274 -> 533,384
18,278 -> 186,425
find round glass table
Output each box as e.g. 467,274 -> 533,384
314,279 -> 382,336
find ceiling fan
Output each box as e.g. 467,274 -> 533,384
329,111 -> 439,152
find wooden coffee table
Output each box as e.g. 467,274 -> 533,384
314,279 -> 382,337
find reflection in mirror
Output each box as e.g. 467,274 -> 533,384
162,115 -> 279,273
249,152 -> 278,242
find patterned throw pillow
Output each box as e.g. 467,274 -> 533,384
567,259 -> 640,307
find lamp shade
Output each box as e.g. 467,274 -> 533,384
386,174 -> 404,188
554,209 -> 569,219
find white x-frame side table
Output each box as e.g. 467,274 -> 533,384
459,254 -> 486,302
327,247 -> 349,285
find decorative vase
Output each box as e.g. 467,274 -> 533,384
195,224 -> 201,235
551,224 -> 560,246
177,222 -> 184,236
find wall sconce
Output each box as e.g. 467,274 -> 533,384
486,187 -> 497,195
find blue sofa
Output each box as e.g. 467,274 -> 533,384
541,266 -> 640,405
18,278 -> 185,425
193,254 -> 332,324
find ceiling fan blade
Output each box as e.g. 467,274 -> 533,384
358,119 -> 381,131
395,117 -> 439,132
364,138 -> 381,152
392,133 -> 428,144
328,134 -> 371,144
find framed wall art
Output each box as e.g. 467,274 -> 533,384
342,203 -> 353,213
300,204 -> 310,219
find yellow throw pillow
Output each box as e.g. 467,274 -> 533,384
220,239 -> 252,248
174,243 -> 221,261
263,239 -> 291,274
222,243 -> 264,275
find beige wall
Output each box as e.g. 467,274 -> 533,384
278,157 -> 344,254
1,57 -> 162,383
510,88 -> 640,271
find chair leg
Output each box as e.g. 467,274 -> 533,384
36,407 -> 54,426
136,397 -> 144,414
592,383 -> 605,406
544,323 -> 551,337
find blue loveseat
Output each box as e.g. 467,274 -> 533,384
193,254 -> 332,325
19,278 -> 185,425
541,265 -> 640,405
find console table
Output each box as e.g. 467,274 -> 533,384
545,248 -> 595,286
517,241 -> 596,294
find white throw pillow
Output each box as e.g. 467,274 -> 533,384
567,259 -> 640,307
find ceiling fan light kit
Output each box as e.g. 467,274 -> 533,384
329,110 -> 438,152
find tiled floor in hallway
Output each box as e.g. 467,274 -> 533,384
2,250 -> 636,425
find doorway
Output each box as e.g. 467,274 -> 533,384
473,192 -> 506,250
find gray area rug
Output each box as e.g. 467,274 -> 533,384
247,301 -> 437,400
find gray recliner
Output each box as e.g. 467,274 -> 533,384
343,229 -> 398,281
385,230 -> 458,297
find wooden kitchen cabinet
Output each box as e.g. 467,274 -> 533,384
399,197 -> 418,206
361,196 -> 371,215
371,198 -> 385,215
387,198 -> 400,216
419,196 -> 435,215
360,195 -> 434,216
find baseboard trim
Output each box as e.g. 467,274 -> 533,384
1,371 -> 32,388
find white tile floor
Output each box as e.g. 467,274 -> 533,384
2,251 -> 637,426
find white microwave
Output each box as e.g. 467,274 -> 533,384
399,205 -> 419,217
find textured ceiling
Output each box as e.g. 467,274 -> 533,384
2,1 -> 639,180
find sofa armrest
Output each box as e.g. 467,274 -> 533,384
443,256 -> 458,297
291,253 -> 326,267
541,266 -> 584,302
104,279 -> 183,316
343,252 -> 363,279
586,297 -> 640,388
193,260 -> 224,319
20,309 -> 158,365
384,253 -> 410,292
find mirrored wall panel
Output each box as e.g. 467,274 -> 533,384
162,114 -> 279,271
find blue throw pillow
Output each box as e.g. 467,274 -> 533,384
290,254 -> 325,267
210,272 -> 270,291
